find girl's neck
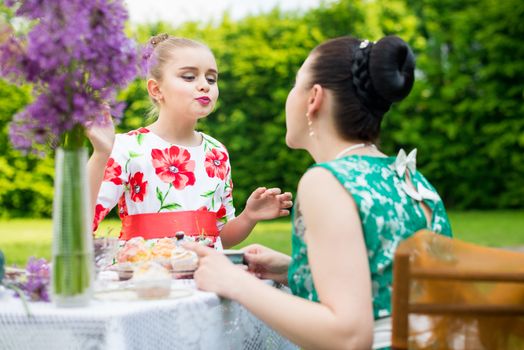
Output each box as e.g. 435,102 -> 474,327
148,114 -> 201,146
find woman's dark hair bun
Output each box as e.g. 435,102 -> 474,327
369,35 -> 415,103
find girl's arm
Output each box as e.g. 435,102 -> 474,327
85,113 -> 115,221
87,152 -> 111,216
188,167 -> 373,349
220,187 -> 293,248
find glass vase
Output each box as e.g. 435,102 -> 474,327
51,147 -> 94,307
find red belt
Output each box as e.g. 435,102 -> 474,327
120,211 -> 219,240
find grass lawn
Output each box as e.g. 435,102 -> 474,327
1,210 -> 523,266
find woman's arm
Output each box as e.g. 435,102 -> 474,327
188,167 -> 373,349
243,244 -> 292,285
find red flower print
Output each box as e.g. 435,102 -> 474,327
92,204 -> 110,232
205,148 -> 229,180
126,127 -> 150,136
151,146 -> 196,189
117,194 -> 128,218
216,204 -> 226,219
197,206 -> 209,212
103,157 -> 123,185
129,172 -> 148,202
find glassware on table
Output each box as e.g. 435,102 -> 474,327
94,237 -> 120,272
51,147 -> 94,307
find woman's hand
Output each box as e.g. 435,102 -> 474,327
244,187 -> 293,222
242,244 -> 291,285
183,242 -> 248,300
85,108 -> 115,157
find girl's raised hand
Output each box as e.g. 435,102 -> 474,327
244,187 -> 293,222
85,107 -> 115,156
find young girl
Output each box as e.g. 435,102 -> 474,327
184,35 -> 452,349
87,34 -> 292,248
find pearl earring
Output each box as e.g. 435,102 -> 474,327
306,113 -> 315,137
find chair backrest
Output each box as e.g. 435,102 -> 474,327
391,230 -> 524,350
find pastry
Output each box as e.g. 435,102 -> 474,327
116,237 -> 150,264
150,237 -> 177,268
170,247 -> 198,278
133,262 -> 171,299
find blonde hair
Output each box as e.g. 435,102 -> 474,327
146,33 -> 212,117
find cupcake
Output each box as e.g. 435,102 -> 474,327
117,237 -> 150,264
171,247 -> 198,278
150,238 -> 177,269
114,237 -> 150,280
133,261 -> 172,299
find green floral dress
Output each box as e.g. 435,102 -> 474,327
288,154 -> 452,321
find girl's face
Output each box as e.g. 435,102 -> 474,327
157,46 -> 219,120
285,55 -> 313,149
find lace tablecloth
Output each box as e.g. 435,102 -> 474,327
0,279 -> 298,350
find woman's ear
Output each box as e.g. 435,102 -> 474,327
147,79 -> 163,103
306,84 -> 324,118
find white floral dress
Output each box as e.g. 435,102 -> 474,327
288,155 -> 452,322
92,128 -> 235,240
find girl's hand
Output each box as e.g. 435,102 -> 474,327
183,242 -> 247,300
85,108 -> 115,156
244,187 -> 293,222
242,244 -> 291,285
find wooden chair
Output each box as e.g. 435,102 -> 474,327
391,230 -> 524,350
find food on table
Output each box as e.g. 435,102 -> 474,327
116,237 -> 150,264
108,236 -> 206,280
175,231 -> 185,241
150,238 -> 177,269
184,235 -> 214,248
133,262 -> 171,299
171,247 -> 198,279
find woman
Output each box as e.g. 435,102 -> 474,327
184,35 -> 452,350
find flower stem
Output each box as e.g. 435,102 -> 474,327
52,147 -> 93,305
61,124 -> 85,150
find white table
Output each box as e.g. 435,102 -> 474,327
0,279 -> 298,350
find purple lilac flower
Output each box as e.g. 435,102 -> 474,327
140,42 -> 155,77
23,257 -> 50,302
0,0 -> 140,151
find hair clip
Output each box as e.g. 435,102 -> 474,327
359,40 -> 370,49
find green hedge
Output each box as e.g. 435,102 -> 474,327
1,0 -> 522,217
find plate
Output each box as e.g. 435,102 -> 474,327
172,270 -> 195,279
107,265 -> 134,281
94,287 -> 193,301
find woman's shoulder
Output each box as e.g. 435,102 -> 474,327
313,156 -> 395,181
298,166 -> 345,199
